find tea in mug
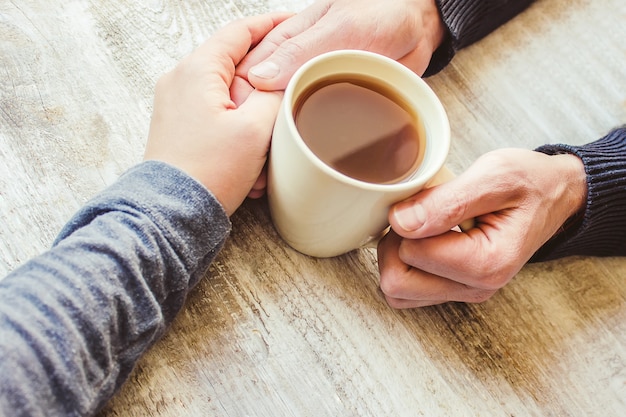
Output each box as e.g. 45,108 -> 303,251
294,75 -> 426,184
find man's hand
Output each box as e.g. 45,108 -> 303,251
236,0 -> 446,90
378,149 -> 587,308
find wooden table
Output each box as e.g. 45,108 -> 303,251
2,1 -> 625,416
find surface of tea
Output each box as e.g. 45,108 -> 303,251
294,76 -> 425,184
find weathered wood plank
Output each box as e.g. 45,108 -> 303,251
1,1 -> 625,416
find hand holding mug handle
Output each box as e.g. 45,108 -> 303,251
363,165 -> 475,250
377,149 -> 588,308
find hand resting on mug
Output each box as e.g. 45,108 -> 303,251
267,50 -> 451,258
144,13 -> 289,214
237,0 -> 445,90
377,148 -> 587,309
238,0 -> 446,198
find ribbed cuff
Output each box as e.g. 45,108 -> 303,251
532,126 -> 626,261
425,0 -> 534,77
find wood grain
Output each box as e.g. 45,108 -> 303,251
1,1 -> 625,416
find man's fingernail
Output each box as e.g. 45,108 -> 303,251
250,61 -> 280,79
393,202 -> 426,231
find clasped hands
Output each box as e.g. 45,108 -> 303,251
144,0 -> 588,308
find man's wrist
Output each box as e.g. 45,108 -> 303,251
421,0 -> 447,56
421,0 -> 454,77
557,153 -> 588,220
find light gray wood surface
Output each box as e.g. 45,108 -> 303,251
1,1 -> 625,416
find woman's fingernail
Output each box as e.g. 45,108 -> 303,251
393,202 -> 426,231
250,61 -> 280,79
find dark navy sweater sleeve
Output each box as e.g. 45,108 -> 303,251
531,127 -> 626,261
425,0 -> 535,76
0,161 -> 231,416
423,2 -> 626,261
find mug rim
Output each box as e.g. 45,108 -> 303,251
281,49 -> 450,192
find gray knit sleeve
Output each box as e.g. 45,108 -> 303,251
531,126 -> 626,261
0,161 -> 231,416
424,0 -> 536,76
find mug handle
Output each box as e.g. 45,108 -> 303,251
362,165 -> 475,250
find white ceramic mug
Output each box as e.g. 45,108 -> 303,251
267,50 -> 452,258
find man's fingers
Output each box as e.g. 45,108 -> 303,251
237,5 -> 328,89
398,217 -> 528,292
382,298 -> 447,309
200,13 -> 293,68
179,13 -> 291,100
390,152 -> 527,239
377,232 -> 497,308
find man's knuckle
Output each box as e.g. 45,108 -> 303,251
465,288 -> 496,303
378,271 -> 402,298
384,295 -> 405,310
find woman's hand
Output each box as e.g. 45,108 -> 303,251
144,13 -> 291,216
